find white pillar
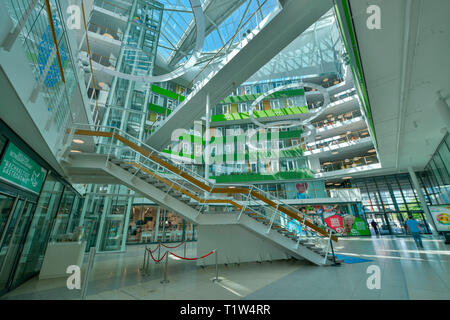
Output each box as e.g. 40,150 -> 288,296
408,167 -> 438,235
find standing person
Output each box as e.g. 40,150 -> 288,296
370,220 -> 379,236
405,215 -> 424,248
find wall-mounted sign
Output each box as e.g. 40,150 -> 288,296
429,205 -> 450,232
0,142 -> 47,194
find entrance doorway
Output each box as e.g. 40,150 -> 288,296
365,213 -> 390,235
0,193 -> 36,295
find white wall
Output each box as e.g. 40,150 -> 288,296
196,224 -> 292,266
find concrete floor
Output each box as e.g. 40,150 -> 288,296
2,235 -> 450,300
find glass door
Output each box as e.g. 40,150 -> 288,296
365,213 -> 390,235
0,194 -> 17,240
0,199 -> 36,294
386,212 -> 406,235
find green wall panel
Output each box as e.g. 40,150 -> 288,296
151,84 -> 185,102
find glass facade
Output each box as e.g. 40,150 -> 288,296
350,173 -> 432,235
418,133 -> 449,206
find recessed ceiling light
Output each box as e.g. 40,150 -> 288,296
70,150 -> 81,153
334,183 -> 341,186
326,182 -> 334,186
323,162 -> 332,165
323,78 -> 329,82
344,159 -> 350,162
368,149 -> 376,153
327,114 -> 333,118
331,151 -> 339,155
342,176 -> 352,179
73,139 -> 84,144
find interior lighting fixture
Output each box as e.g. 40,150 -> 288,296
331,151 -> 339,155
73,139 -> 84,144
70,150 -> 81,153
368,149 -> 376,153
342,176 -> 352,179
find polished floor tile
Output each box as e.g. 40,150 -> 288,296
2,235 -> 449,300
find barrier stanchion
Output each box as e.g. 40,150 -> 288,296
157,239 -> 162,263
141,245 -> 147,272
184,241 -> 187,258
212,249 -> 221,283
160,252 -> 170,284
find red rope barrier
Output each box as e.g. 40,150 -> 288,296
147,247 -> 167,263
169,250 -> 215,261
161,241 -> 185,249
151,243 -> 160,253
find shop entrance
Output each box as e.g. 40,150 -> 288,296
365,213 -> 390,235
0,193 -> 36,295
385,212 -> 406,235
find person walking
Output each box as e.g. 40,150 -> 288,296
370,220 -> 379,236
405,215 -> 424,249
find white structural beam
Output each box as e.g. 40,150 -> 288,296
147,0 -> 333,150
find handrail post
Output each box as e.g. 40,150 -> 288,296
323,229 -> 332,265
160,253 -> 169,284
157,239 -> 162,263
81,247 -> 96,300
212,249 -> 220,282
238,186 -> 253,221
329,233 -> 339,266
266,204 -> 278,234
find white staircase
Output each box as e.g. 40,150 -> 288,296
61,126 -> 341,266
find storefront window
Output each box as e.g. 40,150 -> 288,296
126,204 -> 197,244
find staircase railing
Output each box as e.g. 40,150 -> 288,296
66,124 -> 338,243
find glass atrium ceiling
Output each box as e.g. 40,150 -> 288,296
246,9 -> 346,83
156,0 -> 279,67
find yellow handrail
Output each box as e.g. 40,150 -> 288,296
44,0 -> 65,83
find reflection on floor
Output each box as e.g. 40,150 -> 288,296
2,236 -> 450,300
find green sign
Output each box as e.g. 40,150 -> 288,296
349,217 -> 371,236
0,142 -> 47,194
